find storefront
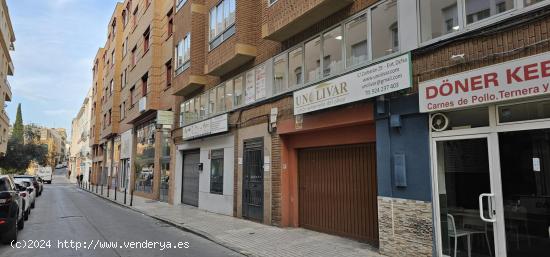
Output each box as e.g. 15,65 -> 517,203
274,53 -> 414,246
175,114 -> 234,215
419,52 -> 550,257
119,129 -> 132,191
134,120 -> 156,196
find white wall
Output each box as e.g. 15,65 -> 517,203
176,134 -> 234,216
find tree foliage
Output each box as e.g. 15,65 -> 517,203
0,106 -> 48,174
12,103 -> 24,143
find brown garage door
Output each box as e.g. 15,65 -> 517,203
298,143 -> 378,244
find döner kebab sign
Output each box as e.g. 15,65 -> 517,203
419,52 -> 550,112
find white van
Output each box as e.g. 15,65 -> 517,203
37,166 -> 53,184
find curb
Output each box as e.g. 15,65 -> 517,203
78,186 -> 253,257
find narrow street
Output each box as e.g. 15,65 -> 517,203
0,169 -> 242,257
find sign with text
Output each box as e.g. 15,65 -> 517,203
182,114 -> 228,140
120,130 -> 132,159
157,110 -> 174,126
419,52 -> 550,112
293,53 -> 411,115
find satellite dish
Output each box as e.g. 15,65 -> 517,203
431,113 -> 449,132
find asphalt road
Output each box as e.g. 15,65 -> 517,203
0,168 -> 243,257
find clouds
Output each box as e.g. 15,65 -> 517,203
6,0 -> 119,131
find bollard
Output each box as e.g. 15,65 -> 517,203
130,189 -> 133,206
95,183 -> 98,193
107,184 -> 110,198
124,187 -> 127,205
101,184 -> 103,195
114,185 -> 117,201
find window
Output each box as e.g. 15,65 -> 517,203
122,68 -> 127,88
465,0 -> 513,24
111,50 -> 115,67
141,73 -> 148,97
123,37 -> 128,56
288,47 -> 303,88
233,76 -> 244,106
273,54 -> 287,94
216,84 -> 225,113
304,37 -> 321,83
103,114 -> 107,128
143,27 -> 150,54
167,10 -> 173,37
177,0 -> 188,11
210,149 -> 224,194
268,0 -> 278,6
122,10 -> 127,27
133,7 -> 138,29
371,0 -> 398,59
175,33 -> 191,74
110,79 -> 114,95
209,89 -> 217,115
419,0 -> 459,42
130,86 -> 135,106
121,101 -> 126,120
108,109 -> 112,125
131,46 -> 137,66
209,0 -> 236,49
322,26 -> 343,77
225,79 -> 234,110
345,13 -> 368,67
200,93 -> 208,118
166,60 -> 172,87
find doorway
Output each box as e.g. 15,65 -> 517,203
181,150 -> 200,206
242,138 -> 264,222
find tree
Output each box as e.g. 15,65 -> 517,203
12,103 -> 24,143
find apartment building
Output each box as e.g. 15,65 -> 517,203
0,0 -> 14,156
90,48 -> 105,186
69,88 -> 93,183
89,0 -> 175,200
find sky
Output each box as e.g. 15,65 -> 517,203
5,0 -> 119,135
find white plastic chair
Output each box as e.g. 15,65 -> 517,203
447,214 -> 492,257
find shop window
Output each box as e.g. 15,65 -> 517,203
134,122 -> 155,194
498,99 -> 550,124
305,37 -> 321,83
288,47 -> 303,89
465,0 -> 513,24
273,54 -> 287,94
233,76 -> 244,106
160,130 -> 170,202
345,13 -> 368,67
225,79 -> 234,110
322,26 -> 343,77
371,0 -> 398,59
420,0 -> 459,42
210,149 -> 224,195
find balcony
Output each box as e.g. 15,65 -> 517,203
206,37 -> 257,76
262,0 -> 354,41
4,79 -> 11,101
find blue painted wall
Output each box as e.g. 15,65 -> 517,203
375,94 -> 432,202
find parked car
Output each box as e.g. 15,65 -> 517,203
14,179 -> 36,209
38,167 -> 53,184
13,175 -> 40,204
14,182 -> 30,220
55,164 -> 63,169
0,175 -> 24,244
35,177 -> 44,195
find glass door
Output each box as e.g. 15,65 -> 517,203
498,128 -> 550,257
433,135 -> 502,257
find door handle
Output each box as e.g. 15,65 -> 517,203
479,193 -> 496,222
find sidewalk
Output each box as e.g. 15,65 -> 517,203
79,184 -> 384,257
